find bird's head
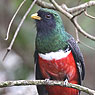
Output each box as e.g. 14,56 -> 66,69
31,8 -> 63,33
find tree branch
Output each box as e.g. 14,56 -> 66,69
2,1 -> 95,94
68,1 -> 95,14
4,0 -> 95,61
84,10 -> 95,19
37,0 -> 95,14
49,0 -> 95,41
5,0 -> 27,41
36,0 -> 95,42
36,0 -> 55,9
49,0 -> 73,19
0,80 -> 95,95
71,18 -> 95,41
3,0 -> 37,61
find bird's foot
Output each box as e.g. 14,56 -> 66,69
64,78 -> 68,86
45,78 -> 50,84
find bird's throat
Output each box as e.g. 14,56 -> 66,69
36,27 -> 69,53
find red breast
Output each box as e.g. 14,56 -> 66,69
38,51 -> 79,95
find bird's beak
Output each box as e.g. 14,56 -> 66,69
31,13 -> 41,20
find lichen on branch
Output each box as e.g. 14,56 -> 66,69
0,80 -> 95,95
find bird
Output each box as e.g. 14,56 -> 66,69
31,8 -> 85,95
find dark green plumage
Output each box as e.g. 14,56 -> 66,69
31,8 -> 85,95
35,8 -> 71,53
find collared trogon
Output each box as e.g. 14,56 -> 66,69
31,8 -> 85,95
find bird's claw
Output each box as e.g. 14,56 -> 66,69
64,78 -> 68,86
45,78 -> 50,84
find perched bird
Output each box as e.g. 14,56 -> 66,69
31,8 -> 85,95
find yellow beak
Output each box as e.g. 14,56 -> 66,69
31,13 -> 41,20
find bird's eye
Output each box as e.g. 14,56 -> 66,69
45,14 -> 51,19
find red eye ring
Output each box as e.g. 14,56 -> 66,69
45,14 -> 51,19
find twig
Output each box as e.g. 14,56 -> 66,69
5,0 -> 27,41
67,1 -> 95,14
37,0 -> 95,14
79,41 -> 95,51
36,0 -> 55,9
0,80 -> 95,95
50,0 -> 95,41
74,8 -> 95,50
72,9 -> 85,19
75,22 -> 80,43
36,0 -> 95,41
84,10 -> 95,19
49,0 -> 95,50
49,0 -> 73,20
75,0 -> 80,43
3,0 -> 37,61
72,19 -> 95,41
73,2 -> 95,51
4,0 -> 95,61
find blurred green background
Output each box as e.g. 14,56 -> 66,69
0,0 -> 95,95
